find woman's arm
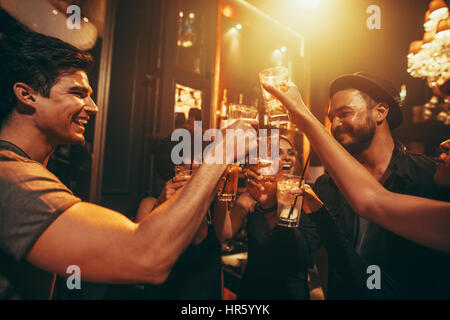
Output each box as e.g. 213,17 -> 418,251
262,82 -> 450,253
213,192 -> 256,241
135,179 -> 208,245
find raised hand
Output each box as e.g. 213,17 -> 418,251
245,167 -> 277,210
157,175 -> 191,205
204,119 -> 258,165
261,81 -> 313,127
291,184 -> 324,214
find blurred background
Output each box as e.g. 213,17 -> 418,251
1,0 -> 449,299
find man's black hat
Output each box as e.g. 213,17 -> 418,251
329,72 -> 403,129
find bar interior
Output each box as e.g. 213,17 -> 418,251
0,0 -> 449,301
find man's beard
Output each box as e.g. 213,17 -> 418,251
333,118 -> 376,155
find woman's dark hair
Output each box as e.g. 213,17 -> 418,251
0,29 -> 93,126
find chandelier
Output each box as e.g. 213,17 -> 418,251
407,0 -> 450,125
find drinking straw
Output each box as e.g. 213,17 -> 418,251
287,154 -> 310,220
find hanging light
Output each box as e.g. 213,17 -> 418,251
408,40 -> 423,57
429,0 -> 449,20
422,30 -> 436,48
436,16 -> 450,38
424,10 -> 437,31
407,0 -> 450,125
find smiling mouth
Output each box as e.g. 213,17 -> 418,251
281,163 -> 292,171
73,117 -> 89,126
72,117 -> 89,131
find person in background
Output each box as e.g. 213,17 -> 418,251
134,162 -> 222,300
214,136 -> 314,300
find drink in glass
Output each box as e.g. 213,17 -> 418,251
246,158 -> 278,200
277,175 -> 304,228
228,104 -> 259,128
174,164 -> 192,178
259,66 -> 291,127
217,163 -> 240,202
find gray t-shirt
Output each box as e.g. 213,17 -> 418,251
0,143 -> 81,299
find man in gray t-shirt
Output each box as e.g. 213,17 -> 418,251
0,30 -> 253,299
0,144 -> 81,298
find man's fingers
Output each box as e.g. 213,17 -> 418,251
247,179 -> 264,191
245,169 -> 262,181
171,175 -> 191,183
172,181 -> 188,189
261,82 -> 303,115
290,188 -> 302,196
261,82 -> 293,110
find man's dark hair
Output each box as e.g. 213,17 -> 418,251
0,31 -> 94,126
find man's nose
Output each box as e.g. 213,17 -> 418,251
331,117 -> 342,132
84,97 -> 99,115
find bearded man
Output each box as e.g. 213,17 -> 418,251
295,72 -> 448,299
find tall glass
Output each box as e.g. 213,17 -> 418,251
217,163 -> 240,202
228,104 -> 259,129
259,66 -> 291,127
246,158 -> 278,201
174,164 -> 192,178
277,175 -> 304,228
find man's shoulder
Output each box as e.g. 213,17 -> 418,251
0,150 -> 56,183
394,143 -> 436,178
403,149 -> 435,170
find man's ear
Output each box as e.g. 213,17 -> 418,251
13,83 -> 38,108
373,102 -> 389,123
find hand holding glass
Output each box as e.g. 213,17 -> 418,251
259,66 -> 291,127
277,175 -> 304,228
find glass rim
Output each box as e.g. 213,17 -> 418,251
279,174 -> 302,179
259,65 -> 289,75
228,103 -> 258,109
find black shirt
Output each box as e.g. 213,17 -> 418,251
301,140 -> 450,299
239,209 -> 310,300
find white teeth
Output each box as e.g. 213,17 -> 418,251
74,119 -> 88,126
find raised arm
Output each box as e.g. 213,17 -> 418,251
26,120 -> 256,284
262,82 -> 450,253
213,192 -> 256,241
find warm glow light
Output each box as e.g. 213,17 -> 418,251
179,11 -> 184,18
83,17 -> 89,23
429,0 -> 449,20
271,49 -> 283,65
230,27 -> 237,33
400,84 -> 407,102
223,5 -> 233,18
52,9 -> 58,15
189,12 -> 195,19
236,24 -> 242,30
281,46 -> 287,53
298,0 -> 321,9
430,7 -> 449,20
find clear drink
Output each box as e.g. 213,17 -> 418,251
228,104 -> 259,129
277,175 -> 303,228
217,163 -> 240,202
247,158 -> 278,200
259,66 -> 291,127
174,164 -> 192,178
